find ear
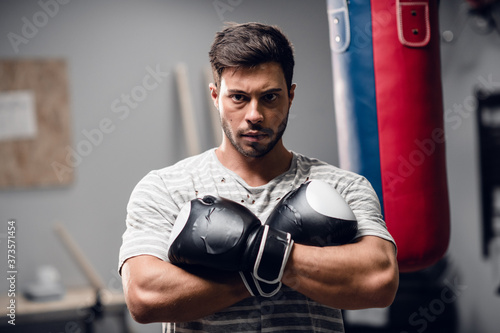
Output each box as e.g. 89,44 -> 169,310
209,83 -> 219,109
288,83 -> 296,108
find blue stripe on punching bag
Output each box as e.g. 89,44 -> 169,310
327,0 -> 384,211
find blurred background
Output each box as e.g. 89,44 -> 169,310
0,0 -> 499,332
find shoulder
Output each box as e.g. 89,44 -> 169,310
293,152 -> 368,192
130,150 -> 216,204
291,153 -> 395,247
155,149 -> 215,178
143,149 -> 216,189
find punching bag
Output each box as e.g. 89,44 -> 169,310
327,0 -> 450,272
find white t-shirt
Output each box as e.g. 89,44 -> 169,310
119,149 -> 395,332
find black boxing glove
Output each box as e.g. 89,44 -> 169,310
266,179 -> 358,247
168,195 -> 294,285
241,180 -> 358,296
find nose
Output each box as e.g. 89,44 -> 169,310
245,100 -> 264,124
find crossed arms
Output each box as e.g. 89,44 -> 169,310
121,235 -> 398,324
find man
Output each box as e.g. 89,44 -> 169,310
119,22 -> 399,332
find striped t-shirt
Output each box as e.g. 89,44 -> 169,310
119,148 -> 395,333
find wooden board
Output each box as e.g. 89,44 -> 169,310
0,59 -> 73,188
0,286 -> 127,327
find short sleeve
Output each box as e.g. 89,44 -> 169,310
341,176 -> 397,251
118,171 -> 180,274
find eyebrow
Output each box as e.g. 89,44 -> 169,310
227,88 -> 283,94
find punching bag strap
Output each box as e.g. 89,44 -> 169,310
396,0 -> 431,47
327,0 -> 350,53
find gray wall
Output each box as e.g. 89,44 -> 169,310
0,0 -> 499,332
0,1 -> 335,332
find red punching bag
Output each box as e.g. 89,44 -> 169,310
328,0 -> 450,272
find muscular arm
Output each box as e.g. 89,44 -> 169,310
121,255 -> 249,323
282,236 -> 398,310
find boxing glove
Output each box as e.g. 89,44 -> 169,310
266,179 -> 358,246
243,180 -> 358,297
168,195 -> 294,285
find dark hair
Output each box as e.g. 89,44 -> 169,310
209,22 -> 295,93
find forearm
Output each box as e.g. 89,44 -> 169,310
121,255 -> 249,323
282,236 -> 398,309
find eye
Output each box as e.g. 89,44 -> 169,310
231,94 -> 246,102
263,93 -> 278,103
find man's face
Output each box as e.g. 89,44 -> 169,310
211,62 -> 295,158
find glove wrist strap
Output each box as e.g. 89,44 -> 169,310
253,225 -> 294,284
239,271 -> 282,297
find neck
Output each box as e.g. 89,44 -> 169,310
215,141 -> 293,187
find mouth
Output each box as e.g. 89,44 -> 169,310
241,131 -> 269,142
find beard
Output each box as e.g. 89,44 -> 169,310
221,113 -> 289,158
